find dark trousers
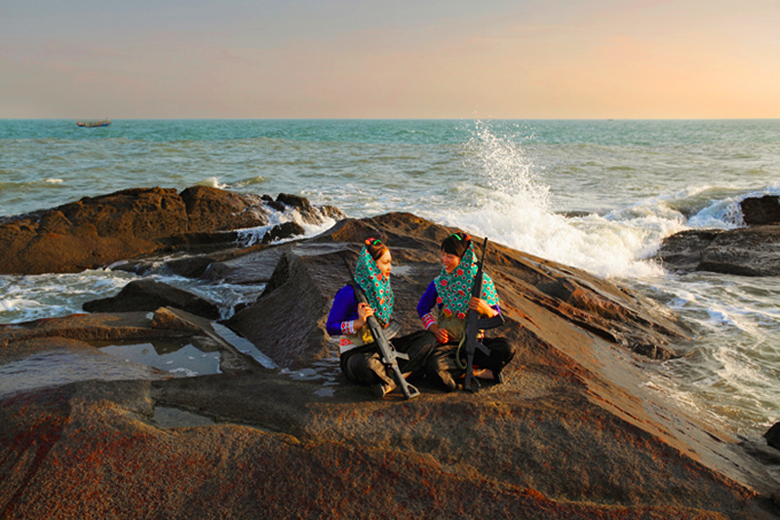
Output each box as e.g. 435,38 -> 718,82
340,329 -> 438,387
426,336 -> 516,391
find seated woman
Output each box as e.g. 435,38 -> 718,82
417,231 -> 516,391
327,238 -> 437,398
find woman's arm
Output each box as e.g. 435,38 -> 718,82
326,285 -> 359,336
468,297 -> 501,318
417,281 -> 448,343
416,281 -> 438,326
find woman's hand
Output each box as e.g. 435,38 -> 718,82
429,323 -> 449,344
354,302 -> 374,329
469,297 -> 497,318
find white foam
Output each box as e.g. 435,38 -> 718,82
426,123 -> 678,280
197,176 -> 229,189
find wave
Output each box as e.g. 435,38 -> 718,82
428,122 -> 669,279
430,121 -> 780,281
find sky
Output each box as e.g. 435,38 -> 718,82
1,0 -> 779,119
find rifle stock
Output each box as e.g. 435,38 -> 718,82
345,258 -> 420,400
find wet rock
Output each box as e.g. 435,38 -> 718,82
83,279 -> 221,320
276,192 -> 346,224
655,195 -> 780,277
741,195 -> 780,225
656,225 -> 780,276
261,221 -> 306,244
766,421 -> 780,451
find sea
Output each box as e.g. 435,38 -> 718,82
1,118 -> 779,439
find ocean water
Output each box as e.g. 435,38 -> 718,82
1,118 -> 779,438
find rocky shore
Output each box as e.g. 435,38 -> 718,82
1,187 -> 779,519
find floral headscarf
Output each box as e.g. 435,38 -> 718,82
354,241 -> 394,326
434,240 -> 498,320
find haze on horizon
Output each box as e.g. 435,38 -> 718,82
1,0 -> 779,120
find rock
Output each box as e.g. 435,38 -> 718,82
224,251 -> 329,368
656,225 -> 780,276
655,195 -> 780,276
83,279 -> 221,320
180,185 -> 269,232
276,192 -> 346,224
0,187 -> 343,275
1,211 -> 779,519
741,195 -> 780,225
261,221 -> 306,244
766,421 -> 780,451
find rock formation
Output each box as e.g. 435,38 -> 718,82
656,195 -> 780,276
1,194 -> 779,519
0,186 -> 343,275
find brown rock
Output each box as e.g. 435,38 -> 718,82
656,225 -> 780,276
0,187 -> 343,275
261,221 -> 306,244
276,192 -> 346,224
741,195 -> 780,226
180,185 -> 268,232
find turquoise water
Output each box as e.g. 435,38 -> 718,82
1,118 -> 779,437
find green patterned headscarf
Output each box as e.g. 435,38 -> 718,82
434,240 -> 499,320
354,243 -> 394,326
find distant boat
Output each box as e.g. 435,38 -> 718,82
76,118 -> 111,128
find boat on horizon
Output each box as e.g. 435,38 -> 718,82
76,118 -> 111,128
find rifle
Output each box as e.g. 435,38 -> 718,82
459,237 -> 505,392
344,258 -> 421,400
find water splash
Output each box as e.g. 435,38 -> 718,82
442,121 -> 666,279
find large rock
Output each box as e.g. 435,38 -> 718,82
224,250 -> 330,368
656,225 -> 780,276
83,279 -> 221,320
1,212 -> 778,519
655,195 -> 780,276
0,186 -> 343,275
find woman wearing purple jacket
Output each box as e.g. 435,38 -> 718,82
326,238 -> 437,398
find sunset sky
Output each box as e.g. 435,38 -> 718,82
2,0 -> 779,119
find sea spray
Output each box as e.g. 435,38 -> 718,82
436,121 -> 669,279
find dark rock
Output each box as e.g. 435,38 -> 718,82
225,251 -> 328,368
276,192 -> 346,224
261,221 -> 306,244
656,225 -> 780,276
741,195 -> 780,225
163,256 -> 216,278
766,421 -> 780,451
276,192 -> 313,211
83,279 -> 221,320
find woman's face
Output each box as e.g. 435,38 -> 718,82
441,251 -> 461,274
376,249 -> 392,279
